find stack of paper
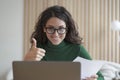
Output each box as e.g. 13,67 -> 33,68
73,56 -> 105,79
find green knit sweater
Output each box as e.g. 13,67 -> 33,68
38,41 -> 104,80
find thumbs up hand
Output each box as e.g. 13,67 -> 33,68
24,38 -> 46,61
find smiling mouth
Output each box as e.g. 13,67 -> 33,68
52,37 -> 60,41
53,38 -> 59,40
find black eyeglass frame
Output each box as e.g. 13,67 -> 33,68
45,27 -> 67,34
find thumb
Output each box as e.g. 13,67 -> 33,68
31,38 -> 37,48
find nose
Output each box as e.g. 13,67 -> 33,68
53,30 -> 59,36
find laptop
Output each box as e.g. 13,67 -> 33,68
12,61 -> 81,80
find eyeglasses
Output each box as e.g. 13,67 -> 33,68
45,27 -> 67,34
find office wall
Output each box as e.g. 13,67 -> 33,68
0,0 -> 23,80
24,0 -> 120,63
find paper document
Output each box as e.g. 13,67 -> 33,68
73,56 -> 105,79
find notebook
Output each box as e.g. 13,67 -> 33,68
12,61 -> 81,80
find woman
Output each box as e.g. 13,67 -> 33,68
24,5 -> 104,80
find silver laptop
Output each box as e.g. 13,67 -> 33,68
12,61 -> 81,80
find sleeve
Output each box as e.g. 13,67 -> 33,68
97,72 -> 104,80
78,45 -> 104,80
78,45 -> 92,60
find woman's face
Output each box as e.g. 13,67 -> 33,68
44,17 -> 67,45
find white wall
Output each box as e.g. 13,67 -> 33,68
0,0 -> 23,80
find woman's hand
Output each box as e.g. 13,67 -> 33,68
84,75 -> 98,80
24,38 -> 46,61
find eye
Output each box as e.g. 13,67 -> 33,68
58,28 -> 67,34
45,27 -> 55,34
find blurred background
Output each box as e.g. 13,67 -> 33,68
0,0 -> 120,80
0,0 -> 23,80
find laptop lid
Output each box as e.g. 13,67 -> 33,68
12,61 -> 81,80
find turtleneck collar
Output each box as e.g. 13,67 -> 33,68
47,40 -> 66,49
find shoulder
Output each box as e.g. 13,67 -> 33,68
66,41 -> 83,49
68,42 -> 84,48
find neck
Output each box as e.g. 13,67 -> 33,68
47,40 -> 66,48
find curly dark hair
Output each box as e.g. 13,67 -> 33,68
31,5 -> 82,45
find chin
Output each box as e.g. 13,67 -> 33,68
52,43 -> 60,45
52,42 -> 61,45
